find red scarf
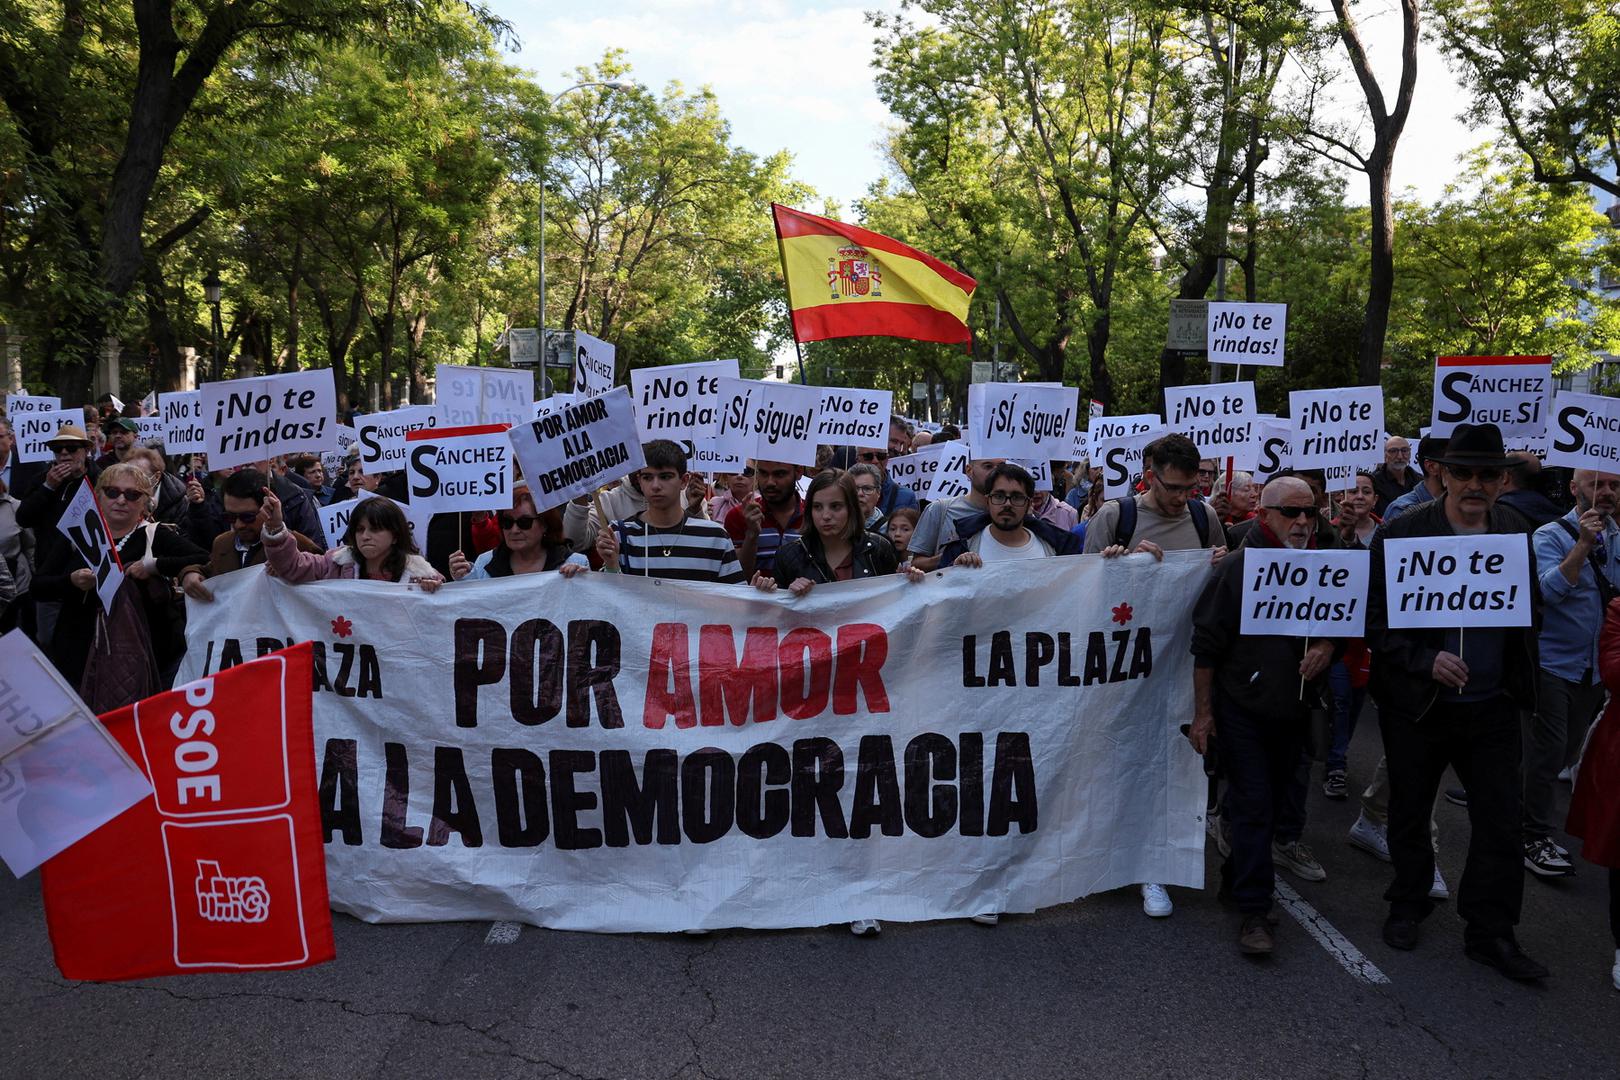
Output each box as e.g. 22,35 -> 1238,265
1256,516 -> 1317,550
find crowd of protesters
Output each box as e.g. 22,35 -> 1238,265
3,396 -> 1618,989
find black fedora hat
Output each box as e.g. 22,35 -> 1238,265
1432,422 -> 1515,469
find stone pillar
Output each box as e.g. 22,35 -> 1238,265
93,337 -> 121,401
178,347 -> 197,391
369,380 -> 380,412
3,328 -> 22,393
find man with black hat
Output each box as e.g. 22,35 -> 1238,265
1382,434 -> 1448,523
1366,422 -> 1547,981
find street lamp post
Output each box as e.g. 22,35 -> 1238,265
537,80 -> 630,396
202,268 -> 223,381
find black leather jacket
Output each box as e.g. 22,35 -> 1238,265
772,530 -> 900,586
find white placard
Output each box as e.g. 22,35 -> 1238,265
1208,302 -> 1287,367
435,364 -> 534,429
1089,413 -> 1162,442
681,437 -> 744,476
631,360 -> 740,443
967,383 -> 1080,459
323,424 -> 358,477
56,479 -> 124,614
355,405 -> 440,476
1070,429 -> 1089,463
133,416 -> 164,447
1240,549 -> 1369,637
816,387 -> 893,447
534,392 -> 578,421
14,409 -> 78,464
507,327 -> 539,367
713,378 -> 820,468
888,443 -> 949,497
1430,355 -> 1553,440
1167,299 -> 1208,352
1096,427 -> 1168,500
1546,390 -> 1620,471
4,394 -> 63,419
158,391 -> 205,454
1286,387 -> 1383,472
0,630 -> 152,877
925,440 -> 973,502
1163,381 -> 1259,469
318,489 -> 377,546
508,386 -> 646,513
200,369 -> 338,469
1008,458 -> 1054,493
1252,417 -> 1291,483
1382,535 -> 1532,629
1089,400 -> 1105,419
402,424 -> 514,514
573,331 -> 616,399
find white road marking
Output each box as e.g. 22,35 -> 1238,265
484,921 -> 523,945
1274,880 -> 1391,985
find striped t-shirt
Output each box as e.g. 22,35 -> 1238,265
614,513 -> 745,583
723,497 -> 805,574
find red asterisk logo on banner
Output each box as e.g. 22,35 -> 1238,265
1111,602 -> 1134,626
331,615 -> 354,638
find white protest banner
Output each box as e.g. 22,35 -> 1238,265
355,405 -> 440,476
713,378 -> 820,468
4,394 -> 62,419
0,630 -> 151,877
630,359 -> 740,443
1207,302 -> 1287,367
1163,382 -> 1259,469
509,385 -> 646,512
158,391 -> 205,454
1546,390 -> 1620,471
1252,417 -> 1291,483
1090,399 -> 1105,419
816,386 -> 893,447
435,364 -> 534,429
967,382 -> 1080,459
200,369 -> 337,470
1383,534 -> 1532,629
1241,550 -> 1369,637
1167,299 -> 1208,353
56,479 -> 124,613
1089,413 -> 1162,443
133,416 -> 164,447
1009,459 -> 1054,493
572,331 -> 616,399
1096,427 -> 1168,500
681,437 -> 744,476
926,440 -> 973,502
402,424 -> 514,515
1286,386 -> 1382,472
533,392 -> 578,421
318,489 -> 377,546
179,551 -> 1209,931
1430,355 -> 1553,440
323,424 -> 358,477
1071,429 -> 1089,463
888,443 -> 948,497
14,409 -> 78,464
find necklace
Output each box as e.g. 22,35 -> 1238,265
657,515 -> 687,558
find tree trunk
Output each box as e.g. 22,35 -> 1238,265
1360,147 -> 1397,385
141,258 -> 183,391
406,310 -> 428,404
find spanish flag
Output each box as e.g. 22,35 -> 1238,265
772,204 -> 977,345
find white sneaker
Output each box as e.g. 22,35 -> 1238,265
1429,865 -> 1449,901
849,919 -> 881,937
1141,883 -> 1173,917
1347,812 -> 1391,862
970,912 -> 1000,926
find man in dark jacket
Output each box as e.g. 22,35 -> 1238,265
1190,475 -> 1338,956
1495,451 -> 1562,530
1371,435 -> 1422,516
940,463 -> 1083,566
16,424 -> 101,583
184,463 -> 326,552
1366,422 -> 1547,981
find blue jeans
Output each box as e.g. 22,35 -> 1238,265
1326,661 -> 1366,775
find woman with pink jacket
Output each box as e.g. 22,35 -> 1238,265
260,488 -> 443,590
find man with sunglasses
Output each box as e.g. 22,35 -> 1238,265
1366,422 -> 1548,981
1189,476 -> 1339,955
180,468 -> 323,592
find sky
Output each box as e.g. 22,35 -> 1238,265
497,0 -> 1500,214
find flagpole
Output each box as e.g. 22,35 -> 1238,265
793,338 -> 809,385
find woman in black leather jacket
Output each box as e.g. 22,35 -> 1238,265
751,469 -> 900,596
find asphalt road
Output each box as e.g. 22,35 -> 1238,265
4,721 -> 1617,1080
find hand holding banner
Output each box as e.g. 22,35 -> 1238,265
1241,550 -> 1369,637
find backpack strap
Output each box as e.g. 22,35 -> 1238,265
1188,498 -> 1213,548
1554,517 -> 1617,608
1112,496 -> 1137,550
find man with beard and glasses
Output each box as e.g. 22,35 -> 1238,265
1523,469 -> 1620,879
899,455 -> 1007,572
1367,423 -> 1548,981
1189,476 -> 1339,955
941,462 -> 1083,567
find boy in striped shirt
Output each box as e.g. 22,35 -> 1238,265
595,440 -> 745,583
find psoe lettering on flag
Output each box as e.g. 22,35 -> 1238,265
772,204 -> 977,345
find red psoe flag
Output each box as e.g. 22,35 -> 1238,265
772,204 -> 977,345
42,644 -> 334,980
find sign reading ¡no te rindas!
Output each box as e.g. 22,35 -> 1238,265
1430,355 -> 1552,440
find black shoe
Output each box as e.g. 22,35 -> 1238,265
1443,787 -> 1468,808
1465,937 -> 1549,982
1383,915 -> 1420,951
1238,914 -> 1274,955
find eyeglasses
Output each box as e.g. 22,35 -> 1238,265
498,514 -> 539,531
1155,479 -> 1199,495
227,510 -> 261,525
100,486 -> 146,503
1196,469 -> 1218,479
858,451 -> 889,462
1263,505 -> 1314,518
854,484 -> 879,495
986,492 -> 1031,507
1446,465 -> 1503,483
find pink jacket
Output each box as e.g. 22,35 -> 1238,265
263,526 -> 442,585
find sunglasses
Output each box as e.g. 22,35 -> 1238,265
228,510 -> 261,525
1446,466 -> 1503,483
858,451 -> 889,462
100,486 -> 146,503
499,514 -> 540,530
1263,505 -> 1314,518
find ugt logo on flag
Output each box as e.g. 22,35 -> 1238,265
42,644 -> 333,981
